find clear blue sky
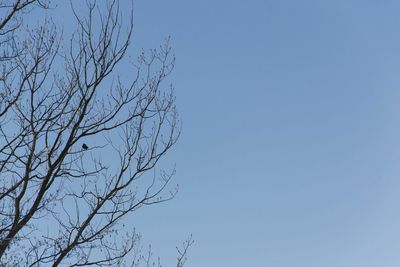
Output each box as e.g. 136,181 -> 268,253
55,1 -> 400,266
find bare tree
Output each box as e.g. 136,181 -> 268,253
0,1 -> 191,266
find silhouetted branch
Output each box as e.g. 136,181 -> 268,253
0,1 -> 187,266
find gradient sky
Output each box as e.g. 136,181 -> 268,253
51,1 -> 400,266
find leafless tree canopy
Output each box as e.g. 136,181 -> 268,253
0,1 -> 191,266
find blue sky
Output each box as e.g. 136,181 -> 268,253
52,1 -> 400,266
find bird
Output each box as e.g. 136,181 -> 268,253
82,143 -> 88,150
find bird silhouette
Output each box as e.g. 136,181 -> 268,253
82,143 -> 88,150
